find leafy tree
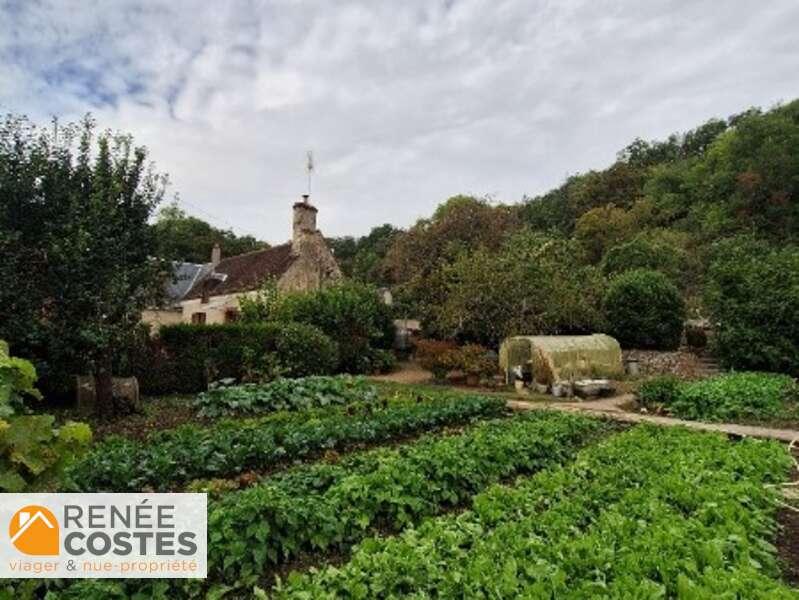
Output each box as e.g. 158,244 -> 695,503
434,231 -> 605,346
601,234 -> 686,283
604,269 -> 685,350
327,223 -> 400,285
153,201 -> 266,263
0,114 -> 166,415
704,238 -> 799,375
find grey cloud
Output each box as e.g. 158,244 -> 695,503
1,0 -> 798,243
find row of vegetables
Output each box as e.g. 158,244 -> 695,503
66,391 -> 505,492
275,425 -> 796,598
48,410 -> 606,598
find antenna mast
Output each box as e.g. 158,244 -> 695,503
306,150 -> 314,197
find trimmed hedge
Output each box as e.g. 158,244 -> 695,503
66,393 -> 505,492
134,322 -> 338,394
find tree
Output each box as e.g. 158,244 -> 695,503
152,201 -> 266,263
0,114 -> 167,416
327,223 -> 400,285
704,238 -> 799,375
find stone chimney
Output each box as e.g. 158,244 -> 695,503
292,194 -> 318,251
211,243 -> 221,267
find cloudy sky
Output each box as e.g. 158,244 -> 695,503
1,0 -> 797,243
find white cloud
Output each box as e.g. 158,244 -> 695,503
1,0 -> 798,242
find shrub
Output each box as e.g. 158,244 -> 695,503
704,239 -> 799,375
0,340 -> 42,416
132,322 -> 338,394
194,375 -> 377,418
445,344 -> 497,377
273,281 -> 395,374
415,339 -> 458,380
604,269 -> 685,349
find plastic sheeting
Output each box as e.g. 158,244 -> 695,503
499,334 -> 623,385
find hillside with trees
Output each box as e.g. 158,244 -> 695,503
354,100 -> 799,374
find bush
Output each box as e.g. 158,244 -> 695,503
444,344 -> 497,378
194,375 -> 377,418
705,239 -> 799,375
273,281 -> 395,374
415,339 -> 458,380
132,322 -> 338,394
604,269 -> 686,349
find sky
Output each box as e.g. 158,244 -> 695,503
1,0 -> 798,244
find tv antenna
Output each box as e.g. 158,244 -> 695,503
306,150 -> 314,196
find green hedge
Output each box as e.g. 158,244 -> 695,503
134,322 -> 338,394
66,393 -> 505,492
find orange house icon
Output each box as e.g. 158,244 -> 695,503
8,505 -> 59,555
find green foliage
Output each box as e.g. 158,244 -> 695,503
327,224 -> 400,285
134,322 -> 338,394
601,234 -> 685,282
206,411 -> 603,589
684,323 -> 708,349
273,281 -> 394,374
0,416 -> 92,492
444,344 -> 497,377
604,269 -> 685,349
277,426 -> 793,598
152,201 -> 266,263
238,278 -> 280,323
0,342 -> 91,492
432,231 -> 605,345
644,372 -> 799,423
0,114 -> 167,409
0,341 -> 41,417
704,238 -> 799,375
67,392 -> 505,492
637,375 -> 682,409
194,375 -> 377,418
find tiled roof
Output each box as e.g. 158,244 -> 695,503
184,243 -> 294,300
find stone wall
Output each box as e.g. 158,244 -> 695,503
622,349 -> 703,379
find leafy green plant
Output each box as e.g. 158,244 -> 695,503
414,339 -> 458,380
67,392 -> 505,492
0,340 -> 41,417
638,375 -> 681,410
277,426 -> 793,598
194,375 -> 377,418
668,372 -> 798,422
0,341 -> 91,492
604,268 -> 686,349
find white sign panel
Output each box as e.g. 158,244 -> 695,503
0,493 -> 207,578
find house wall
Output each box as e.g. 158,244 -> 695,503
180,291 -> 259,324
280,231 -> 342,292
141,309 -> 184,332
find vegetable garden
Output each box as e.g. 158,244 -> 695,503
3,373 -> 798,599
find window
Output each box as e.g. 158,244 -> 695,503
224,309 -> 239,323
191,312 -> 206,324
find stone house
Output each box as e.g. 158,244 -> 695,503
143,196 -> 342,327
